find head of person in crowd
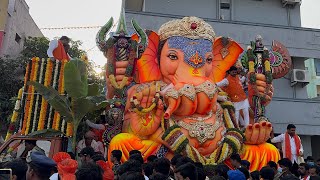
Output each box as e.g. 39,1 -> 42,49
117,160 -> 143,176
79,146 -> 95,164
26,152 -> 57,180
84,131 -> 95,147
317,159 -> 320,167
278,158 -> 292,174
230,153 -> 242,169
76,162 -> 103,180
250,170 -> 260,180
153,158 -> 171,177
298,163 -> 310,177
171,154 -> 183,171
175,156 -> 194,169
267,161 -> 278,175
3,158 -> 28,180
129,150 -> 142,156
147,155 -> 157,163
119,171 -> 145,180
129,153 -> 144,165
260,166 -> 275,180
241,160 -> 251,170
309,165 -> 319,177
92,154 -> 105,162
238,167 -> 250,179
142,163 -> 154,178
111,150 -> 122,164
57,158 -> 78,180
227,169 -> 246,180
286,124 -> 296,137
25,140 -> 37,152
59,36 -> 70,47
214,164 -> 230,180
150,172 -> 169,180
196,166 -> 206,180
67,152 -> 75,160
174,162 -> 198,180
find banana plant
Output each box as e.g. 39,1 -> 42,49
28,59 -> 108,152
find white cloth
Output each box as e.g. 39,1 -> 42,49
47,39 -> 71,59
300,176 -> 310,180
49,173 -> 59,180
271,133 -> 304,163
77,139 -> 100,154
96,141 -> 105,155
144,175 -> 149,180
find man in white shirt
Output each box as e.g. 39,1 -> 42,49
76,131 -> 100,155
271,124 -> 304,164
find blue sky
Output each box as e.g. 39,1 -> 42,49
25,0 -> 318,72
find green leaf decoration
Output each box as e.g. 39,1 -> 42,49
87,83 -> 100,96
64,60 -> 88,98
28,81 -> 73,120
28,129 -> 65,137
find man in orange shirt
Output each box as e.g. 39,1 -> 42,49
47,36 -> 71,61
216,66 -> 250,128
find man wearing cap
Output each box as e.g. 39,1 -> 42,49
47,36 -> 71,61
21,140 -> 45,161
26,152 -> 57,180
79,146 -> 95,164
216,66 -> 250,128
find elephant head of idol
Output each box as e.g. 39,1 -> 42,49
157,17 -> 216,85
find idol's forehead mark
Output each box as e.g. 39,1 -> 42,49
167,36 -> 213,68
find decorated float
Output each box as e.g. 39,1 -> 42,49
97,12 -> 292,171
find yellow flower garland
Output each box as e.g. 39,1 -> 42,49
109,75 -> 128,89
5,88 -> 23,140
66,122 -> 73,137
37,59 -> 53,130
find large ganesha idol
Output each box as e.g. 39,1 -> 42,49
100,16 -> 283,171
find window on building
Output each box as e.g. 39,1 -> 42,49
15,33 -> 21,43
220,0 -> 231,20
315,59 -> 320,76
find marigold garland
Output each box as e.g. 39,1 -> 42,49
66,122 -> 73,137
37,59 -> 53,130
31,58 -> 45,132
21,58 -> 37,134
48,60 -> 60,129
5,88 -> 23,140
25,58 -> 39,134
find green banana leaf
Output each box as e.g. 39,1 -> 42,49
72,98 -> 95,122
28,129 -> 65,137
28,81 -> 73,120
87,83 -> 100,96
64,60 -> 88,98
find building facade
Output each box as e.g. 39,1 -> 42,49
124,0 -> 320,159
0,0 -> 43,57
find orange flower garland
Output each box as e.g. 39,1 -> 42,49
37,59 -> 53,130
53,59 -> 66,130
66,122 -> 73,137
21,58 -> 37,134
25,57 -> 39,134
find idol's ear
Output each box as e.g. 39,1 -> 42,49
132,30 -> 161,83
270,40 -> 292,79
210,37 -> 244,82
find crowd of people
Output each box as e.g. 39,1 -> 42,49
0,119 -> 319,180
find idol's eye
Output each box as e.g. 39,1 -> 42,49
206,56 -> 213,63
168,53 -> 178,60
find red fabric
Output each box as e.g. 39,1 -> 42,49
96,160 -> 114,180
285,132 -> 301,161
92,128 -> 105,142
223,75 -> 247,102
53,40 -> 70,61
53,152 -> 71,163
